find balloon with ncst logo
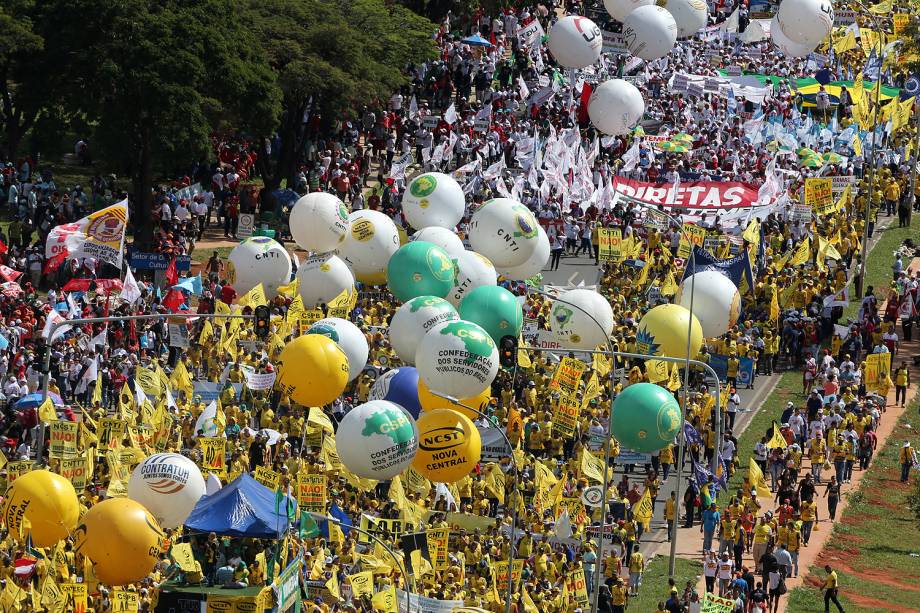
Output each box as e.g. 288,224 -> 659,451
412,409 -> 482,483
2,470 -> 79,547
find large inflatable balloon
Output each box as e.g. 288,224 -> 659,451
547,15 -> 603,69
306,318 -> 369,381
769,16 -> 816,57
662,0 -> 708,38
448,251 -> 497,307
402,173 -> 466,230
127,453 -> 206,529
611,383 -> 682,452
468,199 -> 541,269
417,379 -> 491,420
389,296 -> 460,365
589,79 -> 645,136
227,236 -> 292,297
499,225 -> 550,280
2,470 -> 79,547
290,192 -> 350,253
677,271 -> 741,338
412,409 -> 482,483
74,498 -> 166,585
411,226 -> 465,258
386,241 -> 455,302
369,367 -> 423,418
338,209 -> 401,285
777,0 -> 833,48
276,335 -> 349,406
296,253 -> 355,307
549,289 -> 614,349
459,285 -> 523,346
335,400 -> 419,480
416,320 -> 499,398
623,5 -> 678,61
604,0 -> 653,22
636,303 -> 703,359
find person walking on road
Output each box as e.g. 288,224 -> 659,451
822,564 -> 845,613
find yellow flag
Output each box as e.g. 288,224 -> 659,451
749,457 -> 772,497
276,277 -> 299,298
868,0 -> 893,13
580,451 -> 605,483
348,571 -> 375,599
636,261 -> 649,287
817,235 -> 842,261
238,283 -> 267,307
645,359 -> 670,383
789,237 -> 810,266
833,29 -> 857,53
372,587 -> 398,613
742,219 -> 760,244
38,397 -> 58,423
325,574 -> 341,599
852,133 -> 863,157
633,487 -> 653,528
660,270 -> 679,296
517,347 -> 532,368
767,421 -> 788,449
769,291 -> 780,323
593,353 -> 611,377
666,362 -> 682,391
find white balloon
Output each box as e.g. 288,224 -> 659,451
769,16 -> 817,57
306,318 -> 369,381
663,0 -> 708,38
411,226 -> 465,258
677,271 -> 742,338
549,289 -> 615,349
402,173 -> 466,229
335,401 -> 419,480
589,79 -> 646,136
416,320 -> 498,398
337,209 -> 401,286
468,198 -> 541,268
205,474 -> 222,496
623,5 -> 678,61
499,226 -> 550,279
389,296 -> 459,364
296,253 -> 355,307
448,251 -> 497,307
226,236 -> 292,297
127,453 -> 206,529
777,0 -> 833,48
290,192 -> 350,253
547,15 -> 604,69
604,0 -> 654,21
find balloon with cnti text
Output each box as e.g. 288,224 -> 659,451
459,285 -> 523,346
387,241 -> 456,303
335,400 -> 419,480
468,199 -> 541,269
369,367 -> 423,419
589,79 -> 645,136
776,0 -> 833,48
74,498 -> 167,586
412,409 -> 482,483
389,296 -> 460,365
499,225 -> 550,280
416,320 -> 499,398
276,334 -> 349,406
296,252 -> 355,307
227,236 -> 292,297
402,173 -> 466,230
306,317 -> 369,381
2,470 -> 79,547
289,192 -> 350,253
549,289 -> 614,349
677,271 -> 741,339
623,5 -> 678,61
636,303 -> 703,359
337,209 -> 401,285
662,0 -> 708,38
448,250 -> 497,307
547,15 -> 603,69
611,383 -> 682,452
411,226 -> 465,258
127,453 -> 206,529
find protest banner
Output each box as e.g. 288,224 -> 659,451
701,592 -> 736,613
254,465 -> 280,491
199,437 -> 226,477
359,514 -> 409,544
610,176 -> 761,223
8,460 -> 34,482
598,227 -> 623,261
49,421 -> 78,459
493,559 -> 525,592
59,455 -> 91,490
552,396 -> 581,439
566,568 -> 591,609
550,357 -> 586,396
111,588 -> 139,612
707,354 -> 756,387
297,474 -> 327,513
61,583 -> 88,613
805,177 -> 834,215
99,417 -> 127,450
427,527 -> 450,570
677,223 -> 707,258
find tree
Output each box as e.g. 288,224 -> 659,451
42,0 -> 281,248
0,0 -> 46,159
247,0 -> 437,191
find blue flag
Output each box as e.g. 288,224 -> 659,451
329,504 -> 353,536
683,421 -> 703,447
903,74 -> 920,101
863,49 -> 882,82
681,245 -> 755,292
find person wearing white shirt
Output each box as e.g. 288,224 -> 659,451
174,200 -> 191,223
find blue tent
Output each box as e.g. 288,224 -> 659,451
461,33 -> 493,47
184,473 -> 297,538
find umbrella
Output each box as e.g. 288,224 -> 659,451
673,133 -> 694,143
660,141 -> 689,153
461,33 -> 493,47
14,393 -> 64,410
822,152 -> 844,164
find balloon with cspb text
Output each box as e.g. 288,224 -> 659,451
412,409 -> 482,483
335,400 -> 419,480
2,470 -> 79,547
128,453 -> 206,529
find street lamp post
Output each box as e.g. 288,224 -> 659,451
307,512 -> 412,613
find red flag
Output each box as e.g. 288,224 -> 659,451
577,82 -> 593,126
0,240 -> 8,255
162,288 -> 185,313
62,278 -> 93,292
129,319 -> 137,343
165,257 -> 179,286
0,265 -> 22,282
43,252 -> 67,274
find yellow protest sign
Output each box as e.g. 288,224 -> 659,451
111,588 -> 139,612
677,223 -> 707,258
358,514 -> 408,544
297,474 -> 327,513
299,309 -> 325,332
49,421 -> 78,459
372,587 -> 398,612
552,396 -> 581,439
348,571 -> 375,599
99,417 -> 127,450
598,227 -> 623,261
61,583 -> 87,613
556,497 -> 587,523
566,568 -> 591,609
254,465 -> 280,491
493,559 -> 525,592
237,283 -> 267,308
200,438 -> 226,477
550,357 -> 586,396
580,451 -> 606,483
7,460 -> 34,482
58,454 -> 92,490
105,450 -> 130,497
426,527 -> 450,570
805,177 -> 834,215
893,13 -> 908,36
633,487 -> 653,528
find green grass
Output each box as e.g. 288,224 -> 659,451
46,155 -> 98,192
843,214 -> 920,320
631,557 -> 702,611
785,397 -> 920,613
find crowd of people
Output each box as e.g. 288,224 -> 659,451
0,0 -> 917,611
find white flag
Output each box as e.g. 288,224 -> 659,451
408,95 -> 419,120
121,267 -> 142,304
517,75 -> 530,100
41,309 -> 71,342
554,509 -> 573,539
443,103 -> 458,125
620,140 -> 641,173
195,400 -> 222,437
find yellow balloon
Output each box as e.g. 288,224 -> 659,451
412,409 -> 481,483
276,334 -> 349,406
74,498 -> 166,586
636,303 -> 703,359
417,379 -> 490,421
2,470 -> 79,547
